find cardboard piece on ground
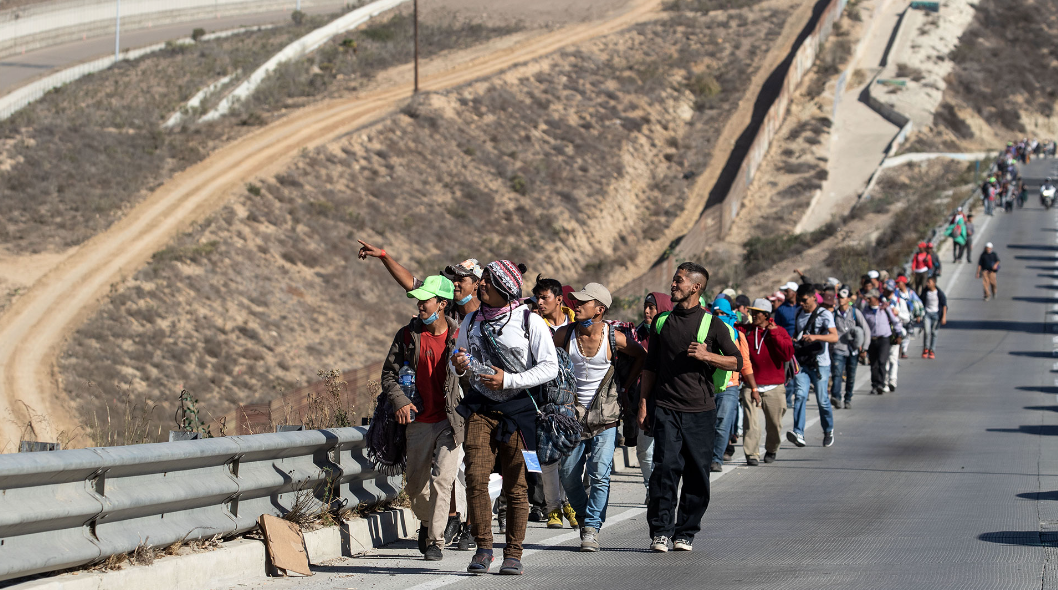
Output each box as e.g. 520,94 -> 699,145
259,514 -> 313,576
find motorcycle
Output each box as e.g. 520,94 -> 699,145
1042,185 -> 1056,210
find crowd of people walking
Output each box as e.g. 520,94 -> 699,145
357,236 -> 955,574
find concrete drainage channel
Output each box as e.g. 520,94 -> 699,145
8,509 -> 418,590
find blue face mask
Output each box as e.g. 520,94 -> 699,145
579,318 -> 594,328
456,294 -> 473,306
422,309 -> 441,325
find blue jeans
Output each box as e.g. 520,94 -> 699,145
558,426 -> 617,530
792,366 -> 834,435
711,385 -> 740,465
923,311 -> 940,350
830,352 -> 858,403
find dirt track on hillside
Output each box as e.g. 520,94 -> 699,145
0,0 -> 659,450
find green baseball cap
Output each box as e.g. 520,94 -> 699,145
407,275 -> 455,301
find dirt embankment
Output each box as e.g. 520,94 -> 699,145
903,0 -> 1058,152
55,2 -> 796,438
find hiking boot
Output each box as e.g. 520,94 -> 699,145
443,515 -> 460,545
823,432 -> 835,447
562,501 -> 579,529
546,510 -> 563,529
528,506 -> 545,522
786,431 -> 806,447
467,551 -> 493,574
763,452 -> 777,463
651,536 -> 670,552
672,538 -> 693,551
418,524 -> 428,554
454,523 -> 475,551
746,456 -> 759,466
709,461 -> 723,473
723,444 -> 735,461
424,544 -> 443,561
928,350 -> 935,359
580,527 -> 600,552
498,557 -> 523,575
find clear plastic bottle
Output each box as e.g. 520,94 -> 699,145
459,349 -> 496,376
398,362 -> 420,421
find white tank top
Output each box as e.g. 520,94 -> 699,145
570,325 -> 611,408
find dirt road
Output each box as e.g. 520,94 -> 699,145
0,0 -> 660,450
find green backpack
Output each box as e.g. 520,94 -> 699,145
653,311 -> 736,393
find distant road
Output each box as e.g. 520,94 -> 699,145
0,2 -> 348,95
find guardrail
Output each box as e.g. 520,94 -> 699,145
0,427 -> 401,583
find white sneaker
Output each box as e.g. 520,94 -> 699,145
672,538 -> 693,551
650,536 -> 669,552
786,431 -> 806,447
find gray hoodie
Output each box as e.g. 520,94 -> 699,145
832,304 -> 870,355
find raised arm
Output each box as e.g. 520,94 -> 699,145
357,239 -> 417,291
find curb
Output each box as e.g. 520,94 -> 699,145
7,509 -> 418,590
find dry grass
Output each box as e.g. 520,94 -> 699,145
60,5 -> 792,422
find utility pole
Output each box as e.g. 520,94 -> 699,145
413,0 -> 419,93
114,0 -> 121,62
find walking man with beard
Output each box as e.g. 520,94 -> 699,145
637,262 -> 742,553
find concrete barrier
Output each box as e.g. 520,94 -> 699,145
0,0 -> 347,59
200,0 -> 410,122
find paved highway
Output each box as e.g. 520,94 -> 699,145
0,2 -> 348,94
226,157 -> 1058,588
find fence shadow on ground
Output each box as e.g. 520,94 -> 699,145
943,319 -> 1045,333
978,531 -> 1058,547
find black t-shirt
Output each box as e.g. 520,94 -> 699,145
978,251 -> 999,272
644,304 -> 743,413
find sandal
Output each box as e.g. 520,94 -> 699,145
498,557 -> 523,575
466,550 -> 493,574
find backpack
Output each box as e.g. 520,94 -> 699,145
653,311 -> 733,393
792,307 -> 825,370
953,223 -> 963,238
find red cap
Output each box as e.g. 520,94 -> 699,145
896,275 -> 908,284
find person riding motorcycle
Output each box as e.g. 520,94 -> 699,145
1041,177 -> 1056,210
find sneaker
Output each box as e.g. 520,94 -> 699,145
498,557 -> 523,575
444,515 -> 460,545
763,452 -> 777,463
418,524 -> 428,554
528,506 -> 545,522
831,397 -> 842,409
746,456 -> 759,466
709,461 -> 723,473
580,527 -> 600,552
562,501 -> 579,529
823,432 -> 835,447
928,350 -> 935,359
424,544 -> 443,561
900,353 -> 909,359
922,350 -> 929,358
454,523 -> 475,551
888,383 -> 897,392
467,550 -> 493,574
547,510 -> 564,529
723,444 -> 735,461
843,400 -> 852,410
672,538 -> 693,551
497,512 -> 506,534
650,536 -> 670,552
786,431 -> 806,447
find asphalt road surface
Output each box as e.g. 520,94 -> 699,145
0,2 -> 348,94
227,157 -> 1058,589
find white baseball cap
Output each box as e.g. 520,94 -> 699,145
867,270 -> 880,279
783,281 -> 799,291
986,242 -> 994,249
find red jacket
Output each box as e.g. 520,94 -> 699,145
912,252 -> 933,273
738,324 -> 794,386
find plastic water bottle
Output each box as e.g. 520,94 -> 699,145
459,349 -> 496,376
398,362 -> 420,421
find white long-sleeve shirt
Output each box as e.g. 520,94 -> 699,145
453,305 -> 558,397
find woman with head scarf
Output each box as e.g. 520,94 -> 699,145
452,261 -> 558,576
710,297 -> 757,469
